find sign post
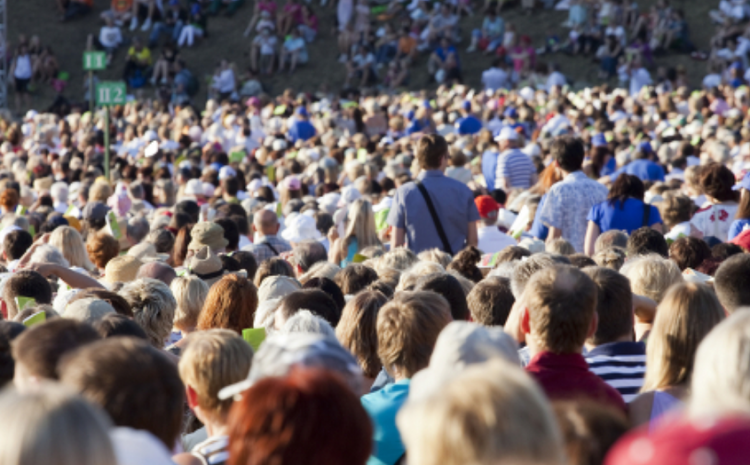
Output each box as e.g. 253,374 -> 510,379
95,81 -> 126,180
83,51 -> 106,113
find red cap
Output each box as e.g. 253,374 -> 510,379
475,195 -> 500,219
606,416 -> 750,465
730,229 -> 750,251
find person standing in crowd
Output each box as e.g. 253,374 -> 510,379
485,127 -> 537,192
538,136 -> 608,253
244,209 -> 292,262
475,195 -> 516,254
388,134 -> 479,255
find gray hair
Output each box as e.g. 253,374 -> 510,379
50,182 -> 69,203
279,309 -> 336,338
120,278 -> 176,347
145,228 -> 175,254
128,181 -> 145,200
126,216 -> 150,243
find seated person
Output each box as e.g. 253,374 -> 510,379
96,17 -> 124,65
428,37 -> 461,84
278,28 -> 308,74
100,0 -> 134,25
345,44 -> 377,88
122,37 -> 152,82
251,27 -> 278,75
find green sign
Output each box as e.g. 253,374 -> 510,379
83,51 -> 107,71
96,81 -> 127,106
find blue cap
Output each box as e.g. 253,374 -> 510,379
639,141 -> 653,153
462,101 -> 472,111
422,99 -> 432,109
592,133 -> 607,147
734,172 -> 750,191
503,107 -> 518,119
296,106 -> 308,117
191,3 -> 201,15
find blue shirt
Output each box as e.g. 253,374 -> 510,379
587,197 -> 662,234
435,45 -> 460,69
361,379 -> 410,465
288,119 -> 316,142
529,194 -> 550,240
610,159 -> 665,182
387,170 -> 480,254
728,218 -> 750,240
600,157 -> 616,177
456,115 -> 482,135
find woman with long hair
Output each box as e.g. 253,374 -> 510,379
329,198 -> 381,266
584,174 -> 663,255
628,282 -> 725,427
50,226 -> 96,272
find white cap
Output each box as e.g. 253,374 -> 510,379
495,127 -> 519,142
337,185 -> 362,208
271,139 -> 288,152
184,179 -> 203,196
219,166 -> 237,180
281,214 -> 323,243
143,130 -> 159,142
144,140 -> 160,158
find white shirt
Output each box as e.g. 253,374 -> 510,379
629,67 -> 652,97
705,73 -> 723,89
99,26 -> 123,48
254,34 -> 278,55
14,54 -> 32,79
477,224 -> 517,254
546,71 -> 567,92
482,67 -> 509,92
213,69 -> 236,94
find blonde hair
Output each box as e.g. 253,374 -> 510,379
178,329 -> 253,422
417,248 -> 452,268
0,384 -> 116,465
690,311 -> 750,417
298,261 -> 341,285
88,181 -> 111,203
545,238 -> 575,256
170,275 -> 210,331
376,248 -> 418,272
620,254 -> 683,303
397,360 -> 565,465
341,199 -> 380,256
397,262 -> 445,291
641,282 -> 725,392
50,226 -> 96,271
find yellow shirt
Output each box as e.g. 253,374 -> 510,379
128,47 -> 152,66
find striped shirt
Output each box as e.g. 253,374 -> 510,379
585,342 -> 647,403
495,148 -> 536,190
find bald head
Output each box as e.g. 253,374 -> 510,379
136,262 -> 177,286
253,209 -> 280,236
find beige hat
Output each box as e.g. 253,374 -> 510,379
128,242 -> 169,263
257,275 -> 301,302
188,222 -> 229,252
104,255 -> 144,284
33,176 -> 54,192
63,298 -> 115,325
186,246 -> 225,286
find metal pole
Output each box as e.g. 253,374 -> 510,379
104,106 -> 110,180
89,70 -> 94,113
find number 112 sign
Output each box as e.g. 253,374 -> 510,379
96,82 -> 127,106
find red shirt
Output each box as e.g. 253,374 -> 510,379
526,351 -> 627,413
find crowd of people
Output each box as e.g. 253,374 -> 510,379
5,0 -> 750,465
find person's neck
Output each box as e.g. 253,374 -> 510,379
204,418 -> 228,438
584,333 -> 633,352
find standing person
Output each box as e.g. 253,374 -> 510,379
474,195 -> 516,254
490,127 -> 537,191
243,209 -> 292,262
388,134 -> 479,255
455,101 -> 482,136
329,198 -> 380,266
584,174 -> 663,256
690,164 -> 739,241
538,136 -> 608,253
728,172 -> 750,240
11,45 -> 32,114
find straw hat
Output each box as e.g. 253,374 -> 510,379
128,242 -> 169,263
104,255 -> 144,284
186,246 -> 225,286
188,222 -> 229,252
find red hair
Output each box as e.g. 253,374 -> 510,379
227,368 -> 372,465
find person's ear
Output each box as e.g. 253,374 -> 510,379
251,224 -> 258,234
295,264 -> 303,276
587,311 -> 599,340
520,306 -> 531,335
186,385 -> 199,410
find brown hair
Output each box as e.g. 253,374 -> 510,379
658,194 -> 693,230
0,188 -> 19,211
334,264 -> 379,295
254,257 -> 295,287
582,267 -> 633,345
377,291 -> 452,378
68,288 -> 132,317
198,274 -> 259,334
335,291 -> 388,378
171,224 -> 193,267
492,246 -> 531,266
86,232 -> 121,270
699,163 -> 737,202
12,319 -> 100,380
3,270 -> 53,319
669,237 -> 712,271
58,337 -> 185,449
524,266 -> 597,353
466,276 -> 515,326
416,134 -> 449,170
553,401 -> 629,465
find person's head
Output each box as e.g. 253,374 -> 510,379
292,240 -> 328,275
334,264 -> 378,295
254,257 -> 295,287
198,273 -> 259,334
510,253 -> 571,299
545,238 -> 576,256
58,337 -> 184,449
521,266 -> 597,354
620,254 -> 683,303
170,275 -> 209,332
49,226 -> 94,270
214,217 -> 240,252
700,163 -> 737,203
119,278 -> 177,347
91,313 -> 148,340
335,290 -> 388,379
3,229 -> 32,261
86,232 -> 120,270
416,134 -> 449,170
3,270 -> 53,319
342,198 -> 379,248
125,215 -> 150,245
714,254 -> 750,313
397,360 -> 565,465
669,236 -> 711,270
68,288 -> 132,318
551,136 -> 585,173
690,311 -> 750,417
553,401 -> 629,465
135,261 -> 177,286
658,194 -> 693,230
145,228 -> 175,255
642,282 -> 725,392
466,276 -> 515,326
231,251 -> 259,280
0,321 -> 25,388
594,230 -> 629,254
626,226 -> 669,257
377,291 -> 452,379
414,273 -> 469,321
0,384 -> 117,465
275,289 -> 340,329
252,209 -> 280,237
608,173 -> 645,204
582,267 -> 633,346
12,319 -> 100,388
227,367 -> 372,465
179,329 -> 253,426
